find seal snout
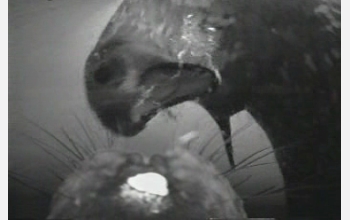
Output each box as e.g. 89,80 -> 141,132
92,58 -> 127,86
86,42 -> 220,136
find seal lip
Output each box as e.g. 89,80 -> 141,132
132,62 -> 220,120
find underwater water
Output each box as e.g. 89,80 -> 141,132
9,1 -> 285,218
9,0 -> 340,219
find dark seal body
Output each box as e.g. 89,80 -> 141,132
85,0 -> 340,218
47,148 -> 247,220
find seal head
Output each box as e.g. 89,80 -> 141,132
47,149 -> 247,219
85,0 -> 236,136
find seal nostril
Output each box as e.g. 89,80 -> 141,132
93,65 -> 114,84
93,59 -> 126,85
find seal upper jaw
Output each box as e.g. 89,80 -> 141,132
129,62 -> 220,124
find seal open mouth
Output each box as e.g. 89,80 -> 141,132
86,49 -> 220,136
132,62 -> 219,122
84,0 -> 230,137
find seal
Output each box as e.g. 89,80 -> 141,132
85,0 -> 340,164
47,147 -> 247,219
85,0 -> 340,217
85,0 -> 223,135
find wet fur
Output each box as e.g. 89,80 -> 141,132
9,115 -> 285,219
47,148 -> 247,219
84,0 -> 340,218
9,0 -> 340,219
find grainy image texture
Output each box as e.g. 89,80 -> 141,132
9,0 -> 340,219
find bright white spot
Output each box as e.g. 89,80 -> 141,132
127,172 -> 169,196
178,131 -> 199,145
207,27 -> 217,32
214,69 -> 222,85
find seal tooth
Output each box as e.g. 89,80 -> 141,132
214,69 -> 222,85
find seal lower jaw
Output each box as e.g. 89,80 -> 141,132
129,62 -> 220,124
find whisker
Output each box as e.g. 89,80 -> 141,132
73,114 -> 98,152
233,162 -> 278,172
207,136 -> 231,162
21,131 -> 68,158
60,128 -> 85,161
241,186 -> 284,200
220,147 -> 271,176
21,133 -> 74,171
236,149 -> 277,169
106,130 -> 117,149
211,148 -> 228,164
65,128 -> 95,156
207,145 -> 224,162
198,130 -> 221,156
46,167 -> 66,182
25,118 -> 84,162
230,120 -> 255,140
252,185 -> 277,197
231,175 -> 252,189
222,141 -> 303,176
9,171 -> 53,197
210,120 -> 255,163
